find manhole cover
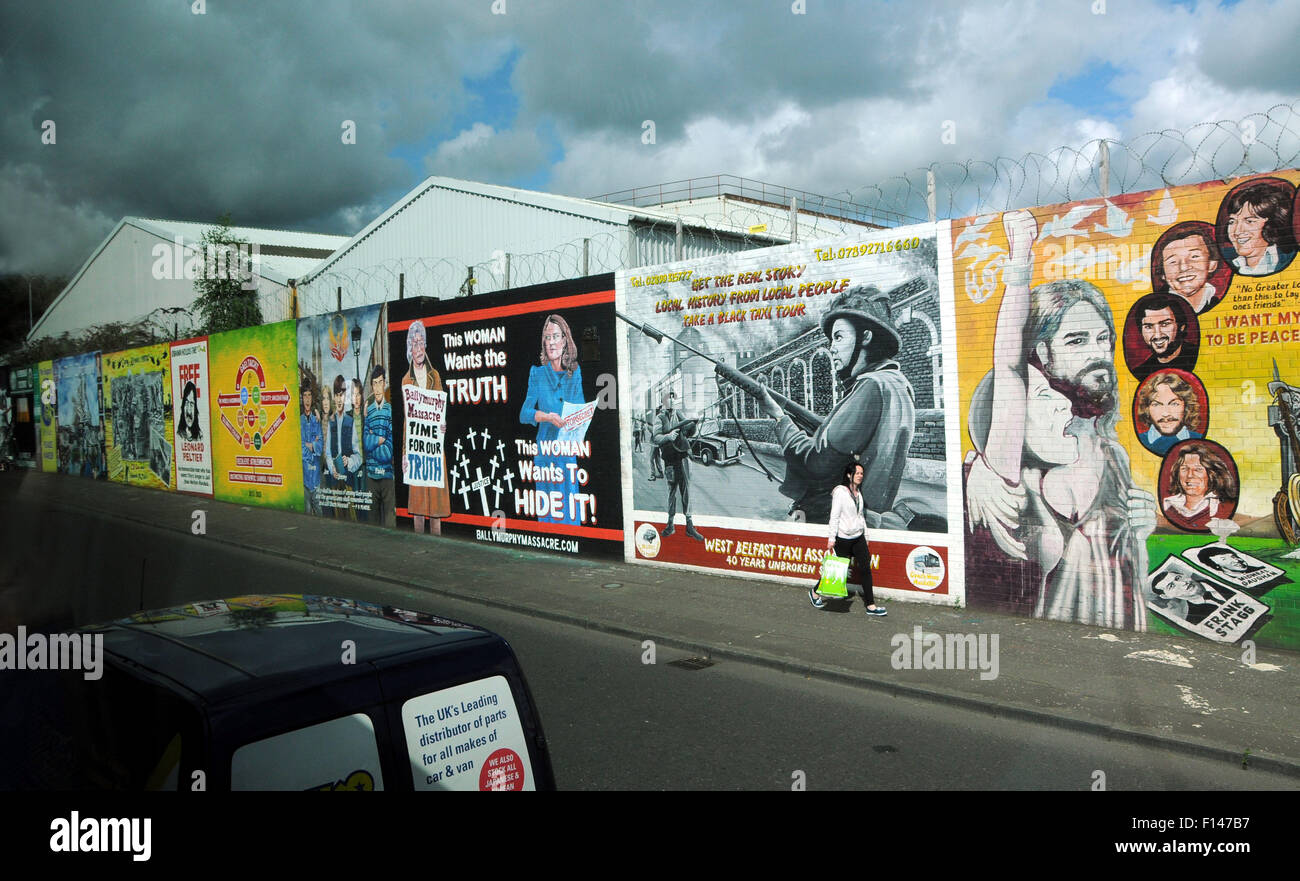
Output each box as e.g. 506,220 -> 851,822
601,582 -> 623,589
667,656 -> 715,671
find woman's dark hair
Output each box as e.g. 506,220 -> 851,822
842,460 -> 863,488
176,380 -> 201,440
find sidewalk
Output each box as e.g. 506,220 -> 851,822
9,471 -> 1299,778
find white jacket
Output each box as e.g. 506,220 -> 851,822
829,484 -> 866,540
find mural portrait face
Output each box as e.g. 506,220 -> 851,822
182,385 -> 198,427
1139,305 -> 1183,359
1227,202 -> 1270,261
1177,452 -> 1209,498
1137,371 -> 1206,439
1153,571 -> 1206,601
827,317 -> 866,378
1025,364 -> 1078,465
1147,382 -> 1187,435
1160,439 -> 1238,531
410,328 -> 426,368
543,320 -> 565,365
1202,548 -> 1252,573
1162,234 -> 1218,300
1038,301 -> 1114,402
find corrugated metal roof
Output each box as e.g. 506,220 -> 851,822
299,176 -> 780,286
125,217 -> 343,285
135,218 -> 348,253
28,217 -> 335,340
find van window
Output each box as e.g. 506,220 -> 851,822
231,713 -> 384,791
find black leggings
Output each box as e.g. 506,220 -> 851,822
834,535 -> 875,605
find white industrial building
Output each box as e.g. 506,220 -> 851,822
29,176 -> 891,341
295,176 -> 886,315
28,217 -> 347,341
589,174 -> 907,242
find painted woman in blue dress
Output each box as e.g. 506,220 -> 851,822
519,313 -> 585,524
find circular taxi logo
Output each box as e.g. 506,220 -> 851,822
253,432 -> 263,451
635,522 -> 661,559
236,410 -> 246,428
905,546 -> 945,590
242,432 -> 251,450
240,387 -> 249,406
252,385 -> 261,405
258,408 -> 268,429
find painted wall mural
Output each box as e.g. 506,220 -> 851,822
208,320 -> 304,511
387,278 -> 623,556
103,343 -> 174,490
296,304 -> 393,526
37,360 -> 56,473
615,224 -> 955,597
955,173 -> 1300,649
170,337 -> 213,496
52,352 -> 105,479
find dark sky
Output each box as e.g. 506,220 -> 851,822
2,0 -> 1296,277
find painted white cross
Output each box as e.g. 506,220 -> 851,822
473,467 -> 491,515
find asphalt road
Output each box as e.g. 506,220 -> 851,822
1,490 -> 1292,790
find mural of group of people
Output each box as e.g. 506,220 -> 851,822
297,304 -> 395,527
959,173 -> 1300,644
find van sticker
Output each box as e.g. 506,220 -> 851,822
402,676 -> 534,791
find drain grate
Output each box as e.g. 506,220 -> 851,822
872,744 -> 897,754
667,656 -> 715,671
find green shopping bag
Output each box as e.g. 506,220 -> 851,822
817,553 -> 850,598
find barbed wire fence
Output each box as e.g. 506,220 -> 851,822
279,99 -> 1300,321
845,100 -> 1300,223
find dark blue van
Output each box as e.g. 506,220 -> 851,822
0,594 -> 555,791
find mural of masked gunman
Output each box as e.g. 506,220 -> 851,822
653,391 -> 704,541
756,287 -> 916,527
966,210 -> 1157,631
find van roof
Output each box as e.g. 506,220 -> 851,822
87,595 -> 492,699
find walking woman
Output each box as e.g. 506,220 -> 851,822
812,461 -> 886,615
